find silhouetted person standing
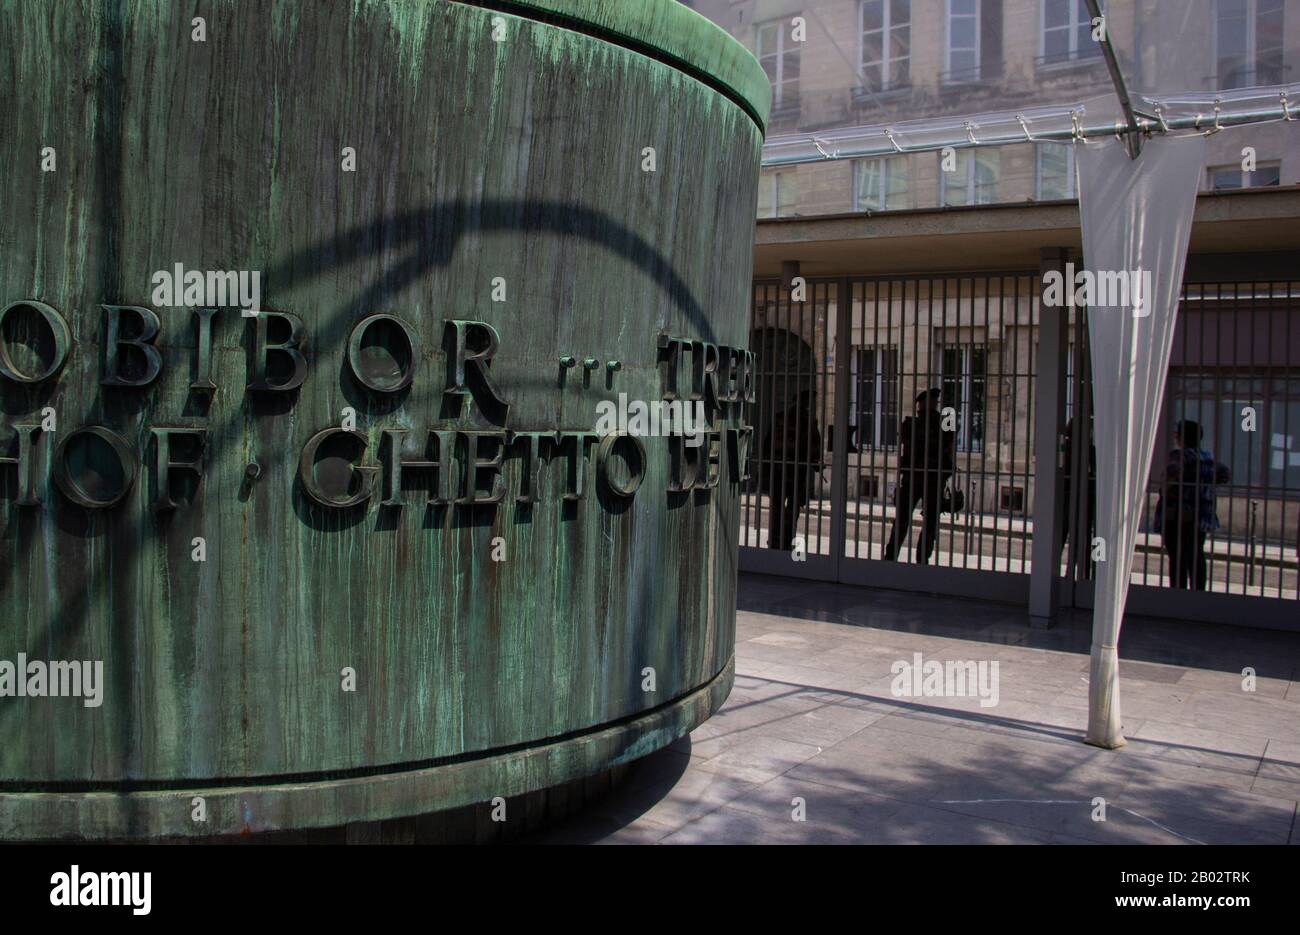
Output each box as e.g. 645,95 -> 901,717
1059,416 -> 1097,576
884,388 -> 955,563
1155,419 -> 1230,590
761,390 -> 822,551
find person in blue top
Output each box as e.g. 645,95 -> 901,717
1154,419 -> 1230,591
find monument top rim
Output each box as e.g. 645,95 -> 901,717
481,0 -> 772,131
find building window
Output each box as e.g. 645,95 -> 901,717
941,148 -> 1000,206
1035,143 -> 1076,199
850,347 -> 900,450
861,0 -> 911,92
758,18 -> 801,112
945,0 -> 981,83
757,170 -> 799,218
1040,0 -> 1102,67
940,344 -> 987,453
854,156 -> 909,211
1170,372 -> 1300,488
1000,485 -> 1026,513
1207,162 -> 1281,189
1215,0 -> 1285,89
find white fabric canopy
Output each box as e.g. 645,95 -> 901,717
1075,134 -> 1206,749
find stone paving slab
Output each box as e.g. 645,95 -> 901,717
523,575 -> 1300,845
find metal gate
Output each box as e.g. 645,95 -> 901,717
741,273 -> 1300,629
1065,279 -> 1299,626
741,280 -> 838,574
741,273 -> 1040,602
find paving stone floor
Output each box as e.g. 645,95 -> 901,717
524,573 -> 1300,844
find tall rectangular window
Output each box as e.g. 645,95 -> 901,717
758,18 -> 802,112
851,347 -> 900,449
941,148 -> 1000,206
1035,143 -> 1076,199
940,344 -> 987,453
854,155 -> 909,211
1040,0 -> 1102,66
1216,0 -> 1285,89
861,0 -> 911,92
945,0 -> 981,83
757,170 -> 799,218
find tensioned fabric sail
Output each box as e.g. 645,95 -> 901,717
1075,134 -> 1207,749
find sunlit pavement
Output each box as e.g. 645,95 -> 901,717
524,573 -> 1300,844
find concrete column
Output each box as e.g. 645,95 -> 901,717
1029,248 -> 1070,625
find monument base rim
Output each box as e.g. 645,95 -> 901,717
1,657 -> 734,842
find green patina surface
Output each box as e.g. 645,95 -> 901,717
0,0 -> 762,837
487,0 -> 773,131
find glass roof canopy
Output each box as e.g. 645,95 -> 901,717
757,0 -> 1299,165
762,84 -> 1299,165
691,0 -> 1299,215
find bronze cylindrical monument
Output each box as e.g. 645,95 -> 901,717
0,0 -> 768,838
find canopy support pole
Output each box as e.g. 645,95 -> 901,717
1083,0 -> 1144,159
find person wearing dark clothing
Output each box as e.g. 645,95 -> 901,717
1154,419 -> 1230,590
1059,417 -> 1097,576
761,391 -> 823,551
883,388 -> 955,563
